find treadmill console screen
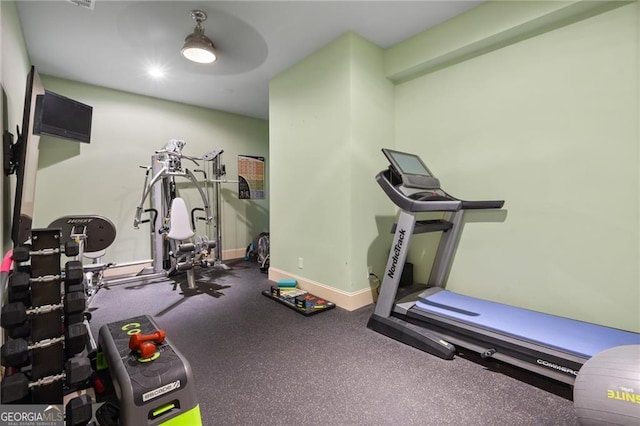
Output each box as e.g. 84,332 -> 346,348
382,148 -> 441,189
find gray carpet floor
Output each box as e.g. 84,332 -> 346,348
88,260 -> 578,425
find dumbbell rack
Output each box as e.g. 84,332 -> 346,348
1,228 -> 94,410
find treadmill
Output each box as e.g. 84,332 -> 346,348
367,148 -> 640,385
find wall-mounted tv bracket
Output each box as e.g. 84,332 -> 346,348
3,127 -> 21,176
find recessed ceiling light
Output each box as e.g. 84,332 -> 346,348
148,66 -> 166,79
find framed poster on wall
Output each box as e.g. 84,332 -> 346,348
238,155 -> 265,199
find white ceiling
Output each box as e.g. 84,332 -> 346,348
16,1 -> 482,120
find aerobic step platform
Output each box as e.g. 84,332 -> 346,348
98,315 -> 202,425
262,286 -> 335,316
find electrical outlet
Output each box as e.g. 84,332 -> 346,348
298,257 -> 304,269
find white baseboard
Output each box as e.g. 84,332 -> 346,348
222,248 -> 246,261
103,260 -> 152,278
268,268 -> 375,311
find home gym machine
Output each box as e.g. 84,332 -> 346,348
133,139 -> 229,289
367,148 -> 640,385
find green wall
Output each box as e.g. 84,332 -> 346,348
270,33 -> 394,294
269,34 -> 353,289
395,3 -> 639,331
349,35 -> 396,290
35,76 -> 269,264
385,0 -> 632,83
269,1 -> 639,331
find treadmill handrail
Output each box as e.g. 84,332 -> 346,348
376,170 -> 461,212
376,169 -> 504,212
460,200 -> 505,210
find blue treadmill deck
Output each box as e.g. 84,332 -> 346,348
415,290 -> 640,358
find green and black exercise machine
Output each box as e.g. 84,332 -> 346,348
97,315 -> 201,425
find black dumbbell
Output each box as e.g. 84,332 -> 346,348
12,245 -> 31,262
65,241 -> 80,257
0,355 -> 92,404
95,402 -> 119,426
65,260 -> 85,287
11,241 -> 80,263
11,265 -> 85,291
1,293 -> 86,330
66,394 -> 93,426
6,321 -> 31,340
1,323 -> 88,367
8,272 -> 31,303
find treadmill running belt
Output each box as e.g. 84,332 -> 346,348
415,291 -> 640,358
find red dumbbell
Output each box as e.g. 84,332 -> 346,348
136,342 -> 157,359
129,330 -> 166,358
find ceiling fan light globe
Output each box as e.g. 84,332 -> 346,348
181,33 -> 217,64
182,46 -> 217,63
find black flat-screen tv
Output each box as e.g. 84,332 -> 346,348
34,90 -> 93,143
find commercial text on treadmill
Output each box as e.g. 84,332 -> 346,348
536,358 -> 579,376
